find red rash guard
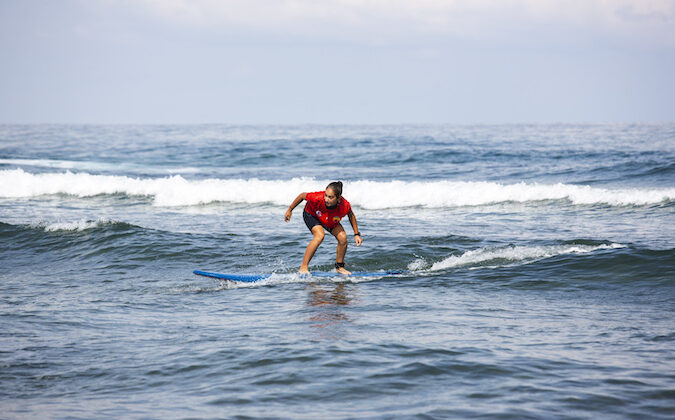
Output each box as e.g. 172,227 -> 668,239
304,191 -> 351,229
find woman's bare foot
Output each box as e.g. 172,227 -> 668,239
336,267 -> 352,275
299,266 -> 310,275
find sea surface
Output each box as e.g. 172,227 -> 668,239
0,124 -> 674,419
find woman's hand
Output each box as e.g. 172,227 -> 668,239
355,234 -> 363,246
285,193 -> 306,222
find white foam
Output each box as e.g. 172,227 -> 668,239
347,180 -> 675,208
1,169 -> 673,208
218,272 -> 377,289
428,243 -> 625,271
34,218 -> 111,232
407,258 -> 428,271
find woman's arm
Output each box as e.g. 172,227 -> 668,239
284,193 -> 307,222
347,209 -> 362,246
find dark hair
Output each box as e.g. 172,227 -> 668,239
327,181 -> 343,197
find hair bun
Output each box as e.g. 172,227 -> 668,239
327,181 -> 344,197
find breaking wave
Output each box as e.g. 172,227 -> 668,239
1,169 -> 673,208
420,243 -> 626,271
31,218 -> 114,232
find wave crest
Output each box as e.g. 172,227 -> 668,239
425,243 -> 625,271
1,169 -> 673,208
32,218 -> 114,232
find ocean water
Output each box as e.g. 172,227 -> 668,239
0,124 -> 673,419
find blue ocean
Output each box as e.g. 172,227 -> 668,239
1,124 -> 673,419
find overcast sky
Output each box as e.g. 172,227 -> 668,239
1,0 -> 673,124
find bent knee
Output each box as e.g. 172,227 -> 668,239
336,232 -> 348,245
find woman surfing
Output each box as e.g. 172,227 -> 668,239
284,181 -> 362,275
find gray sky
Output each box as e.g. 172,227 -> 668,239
1,0 -> 674,124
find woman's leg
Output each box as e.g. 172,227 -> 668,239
300,225 -> 325,273
331,224 -> 351,275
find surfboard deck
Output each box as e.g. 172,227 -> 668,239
193,269 -> 403,283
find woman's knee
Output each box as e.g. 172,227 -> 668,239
336,231 -> 348,246
312,230 -> 325,242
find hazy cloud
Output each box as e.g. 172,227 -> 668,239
126,0 -> 675,47
1,0 -> 673,123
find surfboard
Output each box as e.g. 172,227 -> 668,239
193,269 -> 403,283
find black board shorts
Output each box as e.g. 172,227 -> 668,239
304,210 -> 335,233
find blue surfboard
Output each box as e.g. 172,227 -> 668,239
193,269 -> 403,283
